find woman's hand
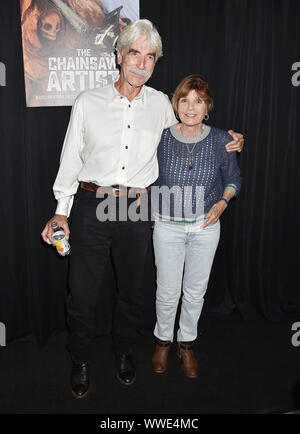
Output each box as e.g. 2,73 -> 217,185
202,201 -> 227,228
226,130 -> 244,153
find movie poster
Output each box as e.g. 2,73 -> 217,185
20,0 -> 139,107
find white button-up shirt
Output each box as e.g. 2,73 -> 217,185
53,83 -> 177,216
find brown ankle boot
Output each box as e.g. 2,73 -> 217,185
177,342 -> 198,378
152,339 -> 171,373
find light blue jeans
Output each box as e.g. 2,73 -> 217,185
153,220 -> 220,342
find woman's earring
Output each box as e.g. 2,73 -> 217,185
204,113 -> 209,121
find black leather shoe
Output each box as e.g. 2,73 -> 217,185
70,363 -> 90,398
117,354 -> 135,385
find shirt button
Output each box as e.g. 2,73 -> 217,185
128,104 -> 131,108
128,125 -> 130,128
125,146 -> 128,149
122,166 -> 125,170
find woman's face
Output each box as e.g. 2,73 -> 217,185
177,89 -> 208,127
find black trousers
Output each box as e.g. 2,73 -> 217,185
66,187 -> 152,364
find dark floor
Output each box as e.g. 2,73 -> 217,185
1,312 -> 300,414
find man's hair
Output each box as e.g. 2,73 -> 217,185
116,19 -> 163,61
172,75 -> 214,113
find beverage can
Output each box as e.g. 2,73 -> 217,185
52,229 -> 70,256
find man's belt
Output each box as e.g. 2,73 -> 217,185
80,182 -> 150,197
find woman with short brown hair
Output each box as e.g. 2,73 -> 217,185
151,75 -> 242,378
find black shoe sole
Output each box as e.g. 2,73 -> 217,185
71,388 -> 89,399
116,373 -> 136,386
153,368 -> 167,374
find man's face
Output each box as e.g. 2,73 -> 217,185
117,35 -> 156,88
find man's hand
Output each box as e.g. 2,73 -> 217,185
41,215 -> 70,246
226,130 -> 244,153
202,201 -> 227,228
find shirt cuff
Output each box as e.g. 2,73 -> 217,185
55,196 -> 74,217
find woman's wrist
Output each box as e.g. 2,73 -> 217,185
220,197 -> 228,207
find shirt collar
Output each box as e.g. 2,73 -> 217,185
107,82 -> 147,107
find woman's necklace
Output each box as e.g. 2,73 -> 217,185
180,124 -> 203,171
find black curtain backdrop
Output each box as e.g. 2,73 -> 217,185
0,0 -> 300,345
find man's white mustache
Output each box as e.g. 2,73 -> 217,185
127,67 -> 151,78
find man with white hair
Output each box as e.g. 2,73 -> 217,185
41,19 -> 244,398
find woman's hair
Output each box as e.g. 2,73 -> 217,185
116,19 -> 163,61
172,75 -> 214,113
